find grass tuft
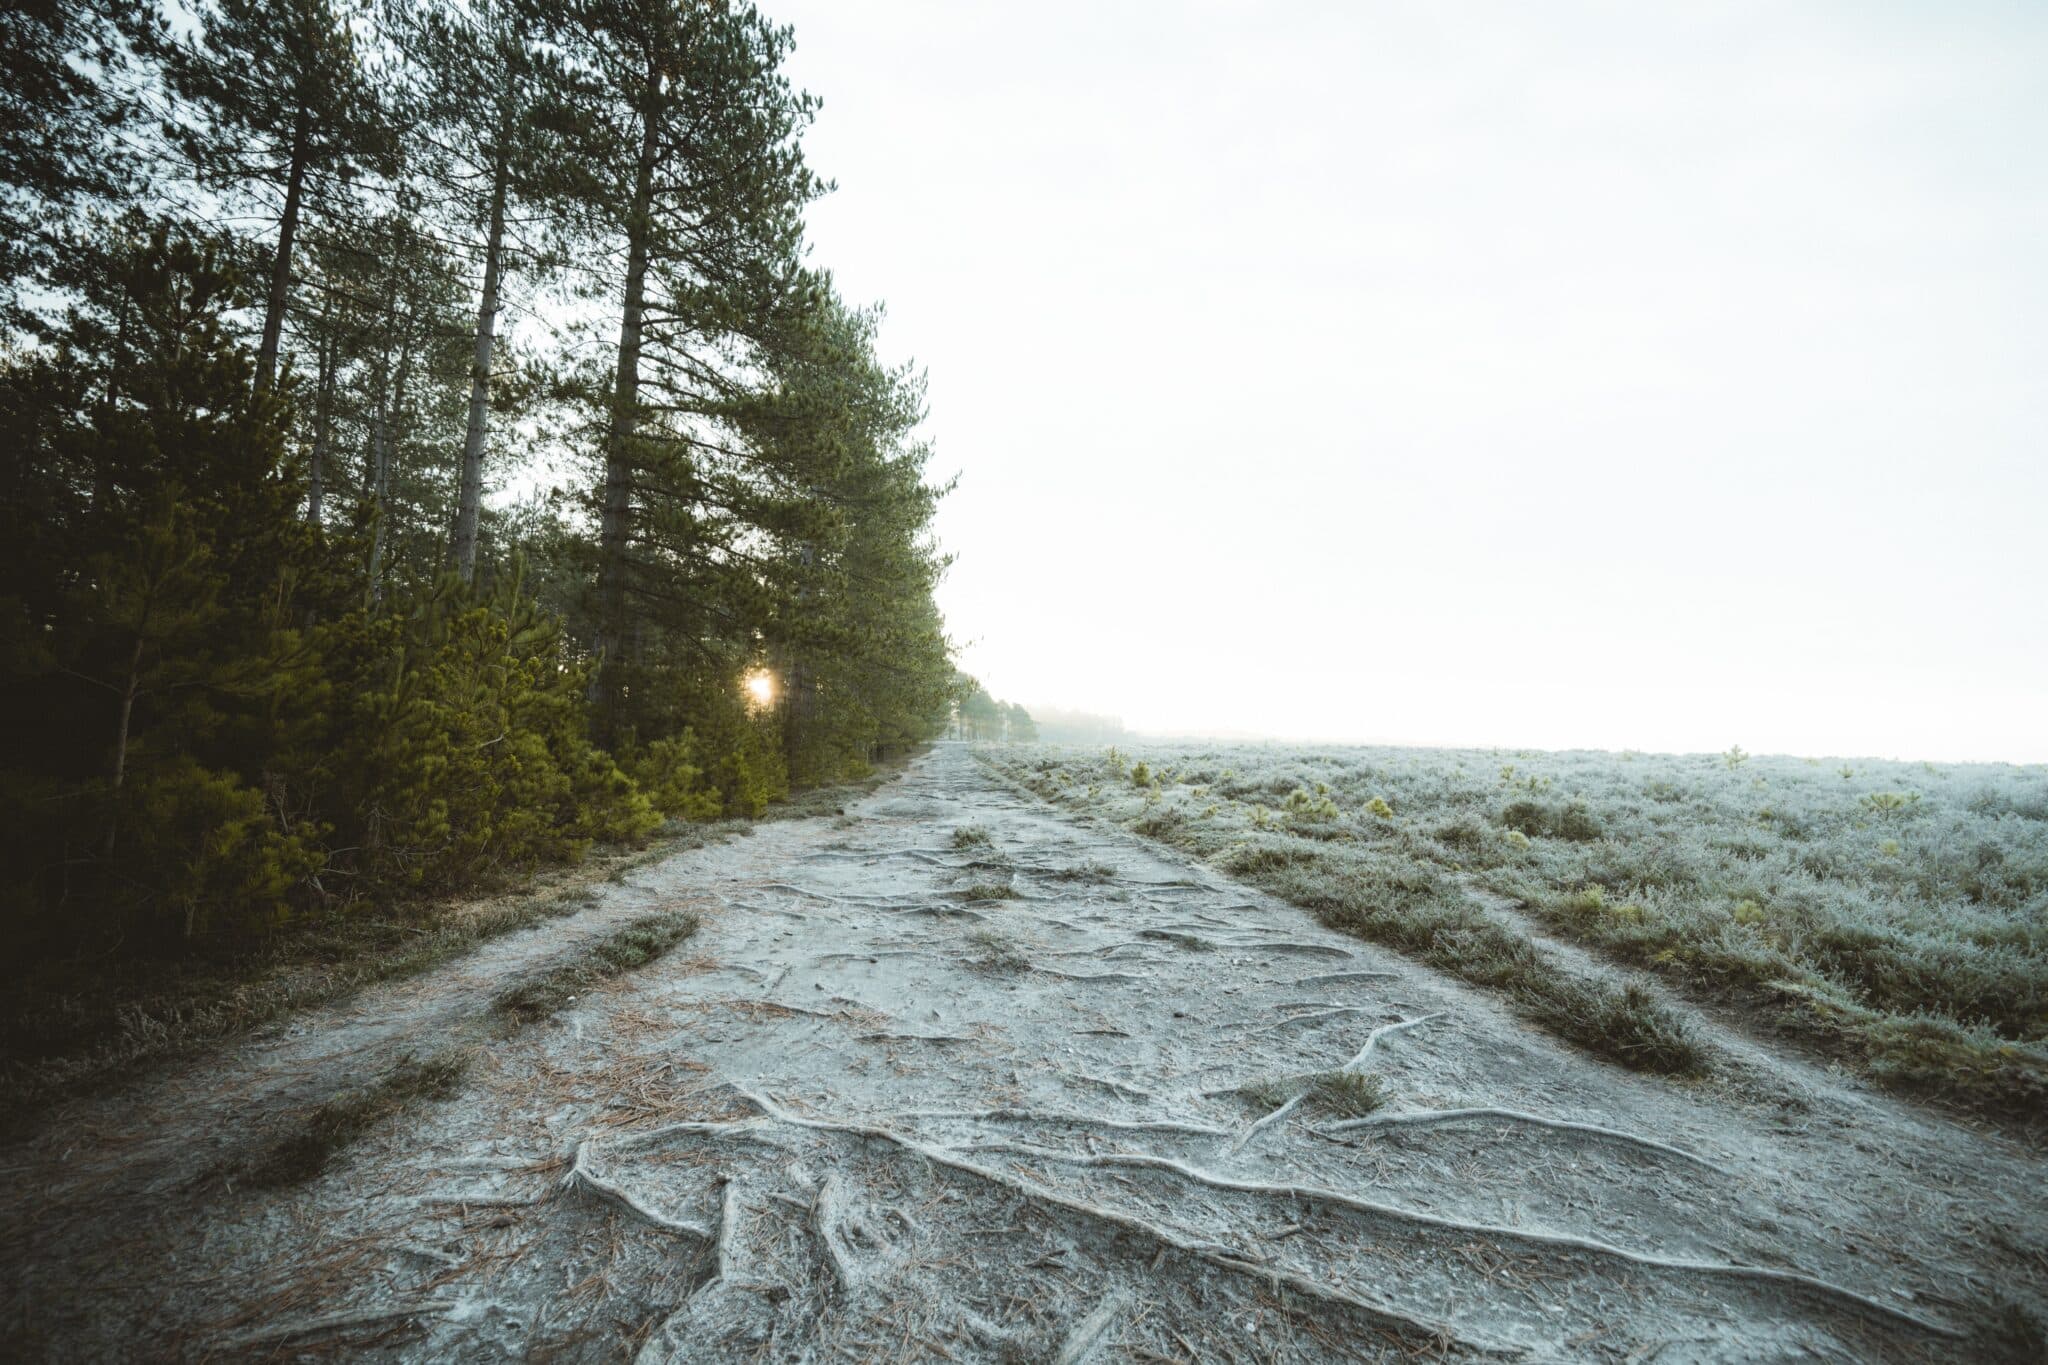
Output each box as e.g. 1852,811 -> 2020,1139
964,928 -> 1031,973
1044,862 -> 1116,882
1241,1069 -> 1389,1118
491,912 -> 698,1030
251,1048 -> 472,1186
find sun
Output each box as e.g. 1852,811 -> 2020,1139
744,670 -> 776,707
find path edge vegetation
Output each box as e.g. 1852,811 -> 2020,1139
249,907 -> 701,1186
981,747 -> 2048,1128
0,763 -> 906,1133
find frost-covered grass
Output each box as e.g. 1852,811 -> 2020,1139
1238,1069 -> 1389,1119
490,911 -> 700,1030
984,743 -> 2048,1119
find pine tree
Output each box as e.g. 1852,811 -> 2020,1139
0,1 -> 158,328
1,0 -> 965,968
393,0 -> 582,582
1,225 -> 323,947
557,0 -> 824,747
163,0 -> 395,391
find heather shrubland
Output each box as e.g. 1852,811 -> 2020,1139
987,743 -> 2048,1116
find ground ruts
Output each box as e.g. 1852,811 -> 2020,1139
2,744 -> 2042,1361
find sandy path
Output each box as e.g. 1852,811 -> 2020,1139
2,744 -> 2041,1361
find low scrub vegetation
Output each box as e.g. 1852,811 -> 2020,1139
490,912 -> 699,1030
247,908 -> 698,1186
250,1049 -> 472,1186
6,868 -> 611,1126
988,743 -> 2048,1118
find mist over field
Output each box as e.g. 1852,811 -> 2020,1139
779,0 -> 2048,764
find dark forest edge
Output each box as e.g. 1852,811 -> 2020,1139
0,746 -> 912,1131
2,0 -> 966,1011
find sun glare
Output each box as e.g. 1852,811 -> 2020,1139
745,670 -> 776,707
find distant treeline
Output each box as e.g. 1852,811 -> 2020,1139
0,1 -> 958,959
953,678 -> 1035,743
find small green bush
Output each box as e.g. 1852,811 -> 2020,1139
1553,801 -> 1603,842
1501,800 -> 1549,837
1498,799 -> 1600,842
629,731 -> 725,821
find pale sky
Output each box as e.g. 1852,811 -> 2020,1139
775,0 -> 2048,763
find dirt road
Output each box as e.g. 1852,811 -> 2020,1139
4,744 -> 2041,1361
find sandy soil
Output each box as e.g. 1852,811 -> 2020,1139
3,743 -> 2042,1361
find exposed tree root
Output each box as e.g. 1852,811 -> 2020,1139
1052,1287 -> 1133,1364
712,1178 -> 743,1285
1138,930 -> 1214,950
749,883 -> 839,901
1322,1107 -> 1728,1174
1227,941 -> 1354,959
892,1107 -> 1229,1137
1293,971 -> 1401,987
1257,1006 -> 1374,1034
947,1142 -> 1957,1338
1344,1013 -> 1444,1072
1230,1094 -> 1307,1154
419,1191 -> 549,1210
561,1140 -> 712,1239
725,1089 -> 1484,1352
1035,968 -> 1149,984
803,847 -> 961,866
1062,1071 -> 1156,1101
816,950 -> 925,962
809,1172 -> 860,1294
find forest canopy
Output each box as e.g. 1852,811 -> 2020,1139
0,0 -> 959,959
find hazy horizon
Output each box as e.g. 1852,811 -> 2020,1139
780,0 -> 2048,764
1006,712 -> 2048,767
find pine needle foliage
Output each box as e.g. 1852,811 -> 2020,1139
0,3 -> 961,991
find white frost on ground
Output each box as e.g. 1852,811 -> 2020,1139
2,744 -> 2042,1361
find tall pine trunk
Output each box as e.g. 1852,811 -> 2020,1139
102,636 -> 144,860
451,135 -> 511,583
780,541 -> 818,769
591,63 -> 663,746
256,117 -> 310,393
308,330 -> 335,526
366,329 -> 414,607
